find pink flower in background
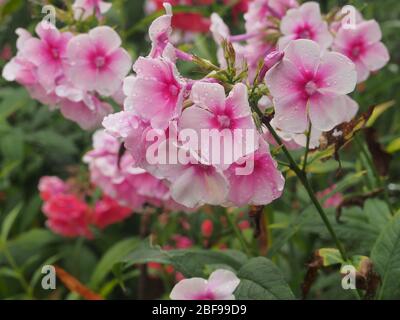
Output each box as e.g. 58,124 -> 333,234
0,44 -> 12,60
170,269 -> 240,300
224,140 -> 285,206
180,82 -> 258,165
72,0 -> 112,20
201,219 -> 214,238
93,196 -> 132,229
39,176 -> 69,201
317,184 -> 344,208
245,0 -> 299,35
66,26 -> 132,96
333,20 -> 390,83
43,193 -> 93,239
265,39 -> 357,133
22,23 -> 73,91
279,2 -> 333,50
124,56 -> 185,129
172,235 -> 193,249
243,0 -> 298,78
146,0 -> 211,34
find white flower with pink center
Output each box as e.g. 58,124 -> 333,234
333,20 -> 390,83
279,2 -> 333,50
265,39 -> 357,133
123,56 -> 185,130
170,269 -> 240,300
180,82 -> 258,166
21,23 -> 72,91
66,26 -> 132,96
72,0 -> 112,21
224,140 -> 285,207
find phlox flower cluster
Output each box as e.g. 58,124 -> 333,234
3,6 -> 131,129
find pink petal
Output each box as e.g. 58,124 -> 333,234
66,34 -> 92,62
170,165 -> 228,208
308,93 -> 350,131
108,48 -> 132,77
179,106 -> 214,132
280,7 -> 304,35
358,20 -> 382,44
355,60 -> 370,83
225,83 -> 252,118
170,278 -> 208,300
191,82 -> 226,113
299,2 -> 323,26
360,42 -> 389,72
95,67 -> 122,96
208,270 -> 240,299
317,51 -> 357,95
273,93 -> 308,133
284,39 -> 321,76
265,59 -> 303,100
89,26 -> 122,53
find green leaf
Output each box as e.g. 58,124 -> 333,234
371,214 -> 400,299
1,204 -> 23,242
0,229 -> 61,266
366,100 -> 395,127
234,257 -> 295,300
386,137 -> 400,154
318,248 -> 344,267
90,238 -> 138,289
364,199 -> 392,232
123,239 -> 247,277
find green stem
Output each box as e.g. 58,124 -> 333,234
262,119 -> 348,261
224,211 -> 252,257
1,244 -> 34,298
302,122 -> 312,172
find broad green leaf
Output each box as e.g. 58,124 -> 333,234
1,204 -> 23,242
371,214 -> 400,299
364,199 -> 392,232
123,240 -> 247,277
90,238 -> 138,289
234,257 -> 295,300
0,229 -> 61,266
267,172 -> 366,258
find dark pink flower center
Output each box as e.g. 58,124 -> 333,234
304,80 -> 318,96
348,42 -> 365,60
95,56 -> 106,68
193,291 -> 216,300
168,83 -> 179,97
217,115 -> 231,129
51,48 -> 60,59
295,25 -> 314,40
194,163 -> 215,175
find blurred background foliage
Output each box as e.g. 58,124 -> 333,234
0,0 -> 399,300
